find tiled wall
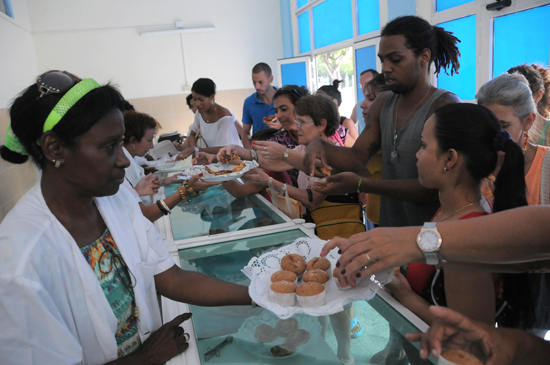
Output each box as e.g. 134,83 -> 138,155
0,87 -> 255,222
128,87 -> 255,136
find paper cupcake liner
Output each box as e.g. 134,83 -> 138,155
437,356 -> 459,365
296,290 -> 326,307
269,289 -> 296,307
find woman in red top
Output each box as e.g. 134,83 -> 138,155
385,103 -> 533,328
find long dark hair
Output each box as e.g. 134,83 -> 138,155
381,16 -> 461,76
1,78 -> 125,167
434,103 -> 533,329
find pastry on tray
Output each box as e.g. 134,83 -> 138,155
269,281 -> 297,307
280,254 -> 306,276
296,282 -> 325,307
271,270 -> 297,284
303,269 -> 330,287
306,257 -> 331,272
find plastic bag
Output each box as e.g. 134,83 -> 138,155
267,178 -> 302,219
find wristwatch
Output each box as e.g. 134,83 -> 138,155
416,222 -> 445,265
282,148 -> 290,160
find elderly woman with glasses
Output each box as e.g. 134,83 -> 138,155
0,71 -> 252,365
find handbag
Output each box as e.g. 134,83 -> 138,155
195,129 -> 209,148
309,198 -> 365,240
267,178 -> 303,219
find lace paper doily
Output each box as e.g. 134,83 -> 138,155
182,161 -> 259,182
233,311 -> 322,359
242,237 -> 393,319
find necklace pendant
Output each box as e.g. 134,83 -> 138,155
391,150 -> 399,164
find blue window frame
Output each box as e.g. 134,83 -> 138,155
437,15 -> 476,100
493,4 -> 550,77
436,0 -> 474,12
357,0 -> 380,35
355,46 -> 377,100
298,11 -> 311,53
281,62 -> 308,87
0,0 -> 14,18
312,0 -> 353,49
297,0 -> 308,9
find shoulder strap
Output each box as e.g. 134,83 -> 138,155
540,149 -> 550,205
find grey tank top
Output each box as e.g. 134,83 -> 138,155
379,89 -> 448,227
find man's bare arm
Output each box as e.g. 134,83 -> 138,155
241,123 -> 252,149
360,177 -> 439,203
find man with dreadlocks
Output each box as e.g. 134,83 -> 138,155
305,15 -> 462,228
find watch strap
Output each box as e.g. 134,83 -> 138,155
424,222 -> 436,228
425,252 -> 439,265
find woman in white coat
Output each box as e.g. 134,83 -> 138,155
0,70 -> 251,365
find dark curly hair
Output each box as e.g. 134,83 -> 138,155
508,64 -> 550,119
273,85 -> 310,105
1,77 -> 125,167
122,111 -> 159,144
381,16 -> 461,76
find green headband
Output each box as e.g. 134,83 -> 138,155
5,125 -> 29,156
43,78 -> 101,133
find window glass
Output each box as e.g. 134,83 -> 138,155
493,4 -> 550,77
297,0 -> 308,9
316,47 -> 355,116
357,0 -> 380,35
436,0 -> 474,12
313,0 -> 353,49
355,45 -> 377,100
437,15 -> 476,100
281,62 -> 308,87
298,11 -> 311,53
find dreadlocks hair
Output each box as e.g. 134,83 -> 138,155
381,16 -> 461,76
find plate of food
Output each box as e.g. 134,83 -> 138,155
233,310 -> 321,359
183,161 -> 259,182
241,237 -> 394,319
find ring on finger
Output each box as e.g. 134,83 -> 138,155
365,253 -> 371,263
264,146 -> 267,151
183,333 -> 190,342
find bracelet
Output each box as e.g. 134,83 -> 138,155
156,200 -> 169,215
183,181 -> 196,195
280,183 -> 288,196
178,186 -> 187,202
306,188 -> 313,202
159,199 -> 172,214
357,176 -> 363,194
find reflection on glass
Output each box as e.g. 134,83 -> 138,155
179,230 -> 433,364
298,11 -> 311,53
165,184 -> 286,241
316,46 -> 355,116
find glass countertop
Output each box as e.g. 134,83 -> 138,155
164,183 -> 286,241
178,229 -> 434,365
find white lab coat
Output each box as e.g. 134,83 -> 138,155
0,183 -> 175,365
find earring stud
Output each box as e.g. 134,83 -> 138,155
443,166 -> 448,173
53,159 -> 61,168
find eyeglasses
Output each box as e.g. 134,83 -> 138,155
37,70 -> 82,97
294,119 -> 314,129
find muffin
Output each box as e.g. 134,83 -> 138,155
269,280 -> 297,307
271,270 -> 297,284
275,318 -> 299,337
284,329 -> 311,346
255,324 -> 277,343
296,282 -> 326,307
440,349 -> 483,365
306,257 -> 331,272
303,269 -> 330,287
280,254 -> 307,276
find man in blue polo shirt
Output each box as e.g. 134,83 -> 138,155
241,62 -> 277,149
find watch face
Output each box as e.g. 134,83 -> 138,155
419,230 -> 441,252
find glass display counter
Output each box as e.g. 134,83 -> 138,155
154,183 -> 434,365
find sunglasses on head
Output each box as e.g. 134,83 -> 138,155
37,70 -> 82,97
281,85 -> 303,99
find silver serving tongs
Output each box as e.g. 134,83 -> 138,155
204,335 -> 233,362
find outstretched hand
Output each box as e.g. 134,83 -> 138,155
303,139 -> 331,177
216,145 -> 237,163
320,226 -> 425,280
406,306 -> 511,364
139,313 -> 192,365
176,147 -> 194,161
135,173 -> 159,196
253,141 -> 286,161
241,168 -> 270,187
188,174 -> 220,192
193,152 -> 217,166
312,172 -> 361,195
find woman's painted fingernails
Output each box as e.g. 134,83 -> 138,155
335,262 -> 340,268
356,273 -> 361,278
320,250 -> 324,256
340,269 -> 346,275
338,249 -> 342,254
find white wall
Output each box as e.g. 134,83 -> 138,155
27,0 -> 284,100
0,0 -> 38,108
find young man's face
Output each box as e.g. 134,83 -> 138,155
378,34 -> 424,95
252,71 -> 273,96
